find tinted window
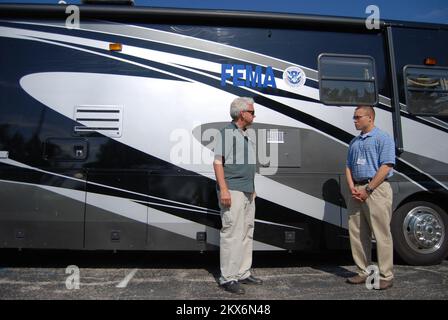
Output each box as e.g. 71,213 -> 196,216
404,66 -> 448,116
319,54 -> 378,105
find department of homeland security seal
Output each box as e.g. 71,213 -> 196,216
283,66 -> 306,88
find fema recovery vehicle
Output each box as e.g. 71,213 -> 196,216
0,1 -> 447,265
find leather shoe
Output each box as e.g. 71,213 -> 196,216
239,275 -> 263,285
375,279 -> 393,290
346,274 -> 368,285
221,281 -> 245,295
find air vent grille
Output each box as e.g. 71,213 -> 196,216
74,105 -> 122,137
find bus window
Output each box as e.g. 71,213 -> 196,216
404,65 -> 448,116
318,54 -> 378,106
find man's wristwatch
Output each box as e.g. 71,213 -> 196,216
365,185 -> 374,195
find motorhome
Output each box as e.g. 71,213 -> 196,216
0,2 -> 447,265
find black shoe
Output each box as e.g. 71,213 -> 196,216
221,281 -> 245,295
239,275 -> 263,285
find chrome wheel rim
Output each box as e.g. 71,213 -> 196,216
403,206 -> 445,254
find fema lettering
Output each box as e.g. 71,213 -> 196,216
221,64 -> 277,88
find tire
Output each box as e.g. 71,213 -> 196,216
392,201 -> 448,265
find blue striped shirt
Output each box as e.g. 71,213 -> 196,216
346,127 -> 396,181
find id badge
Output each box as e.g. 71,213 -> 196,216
357,158 -> 366,165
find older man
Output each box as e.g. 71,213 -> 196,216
213,97 -> 262,295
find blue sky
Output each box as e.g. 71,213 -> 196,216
1,0 -> 448,25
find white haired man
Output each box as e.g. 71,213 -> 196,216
213,97 -> 262,295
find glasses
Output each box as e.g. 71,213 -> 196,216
244,110 -> 255,116
353,115 -> 369,120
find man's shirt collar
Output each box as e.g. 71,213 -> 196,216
360,126 -> 378,139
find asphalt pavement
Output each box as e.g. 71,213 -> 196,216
0,250 -> 447,300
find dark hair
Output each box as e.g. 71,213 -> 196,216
356,105 -> 375,120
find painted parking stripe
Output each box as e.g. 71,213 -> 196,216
116,269 -> 138,288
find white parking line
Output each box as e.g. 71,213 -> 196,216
116,269 -> 138,288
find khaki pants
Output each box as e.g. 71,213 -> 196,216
218,190 -> 255,285
348,181 -> 394,281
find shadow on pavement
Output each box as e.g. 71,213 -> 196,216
0,249 -> 357,283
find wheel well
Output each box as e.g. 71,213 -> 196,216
396,191 -> 448,214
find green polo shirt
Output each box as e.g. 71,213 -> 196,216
214,122 -> 256,193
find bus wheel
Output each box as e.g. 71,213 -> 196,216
392,201 -> 448,265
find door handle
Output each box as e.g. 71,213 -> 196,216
74,145 -> 85,158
